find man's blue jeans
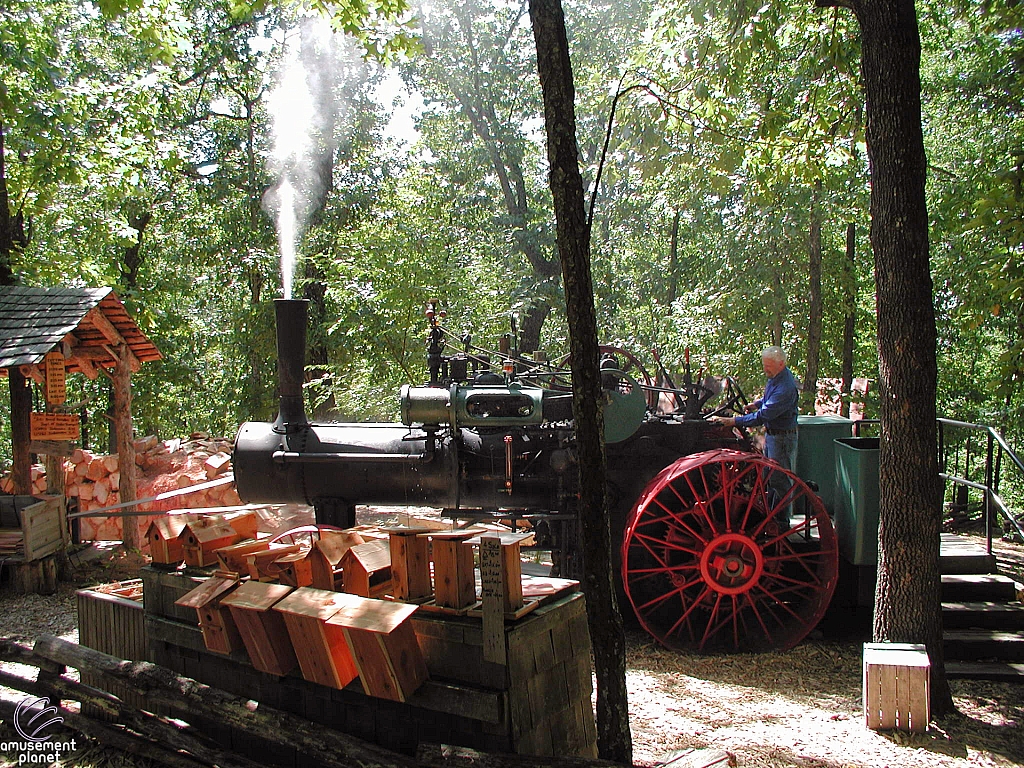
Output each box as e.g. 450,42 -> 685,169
765,431 -> 798,524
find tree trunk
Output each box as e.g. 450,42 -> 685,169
9,366 -> 33,495
816,0 -> 954,717
841,222 -> 856,417
112,343 -> 140,551
527,0 -> 632,762
801,181 -> 823,413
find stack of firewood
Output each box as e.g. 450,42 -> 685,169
0,434 -> 241,514
0,464 -> 48,495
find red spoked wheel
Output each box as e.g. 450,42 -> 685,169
621,449 -> 838,653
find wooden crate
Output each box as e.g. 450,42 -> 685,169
77,580 -> 147,718
326,596 -> 428,702
387,527 -> 433,601
863,642 -> 931,733
220,581 -> 297,676
21,496 -> 68,562
272,587 -> 360,689
427,531 -> 476,609
174,576 -> 244,655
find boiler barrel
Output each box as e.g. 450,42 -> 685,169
233,422 -> 458,507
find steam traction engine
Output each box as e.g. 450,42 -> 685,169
234,300 -> 839,654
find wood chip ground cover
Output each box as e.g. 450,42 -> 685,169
0,545 -> 1022,768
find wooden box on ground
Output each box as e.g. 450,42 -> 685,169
863,642 -> 931,733
272,587 -> 360,689
77,580 -> 146,718
174,577 -> 244,655
220,581 -> 297,676
20,496 -> 68,562
326,596 -> 428,702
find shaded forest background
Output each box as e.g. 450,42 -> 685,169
0,0 -> 1020,467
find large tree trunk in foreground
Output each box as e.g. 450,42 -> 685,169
527,0 -> 632,762
817,0 -> 953,717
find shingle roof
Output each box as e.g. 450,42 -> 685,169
0,286 -> 161,373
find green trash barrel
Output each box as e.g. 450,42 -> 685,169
795,415 -> 855,514
833,436 -> 881,566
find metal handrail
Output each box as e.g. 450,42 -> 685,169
849,417 -> 1024,553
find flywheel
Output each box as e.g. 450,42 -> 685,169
621,449 -> 838,652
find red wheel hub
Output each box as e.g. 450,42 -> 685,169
700,533 -> 764,595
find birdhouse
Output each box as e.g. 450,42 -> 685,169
145,515 -> 197,565
308,529 -> 365,590
272,587 -> 360,689
341,539 -> 392,598
180,520 -> 244,568
214,537 -> 271,577
326,596 -> 428,702
386,527 -> 433,601
174,576 -> 244,655
219,581 -> 297,676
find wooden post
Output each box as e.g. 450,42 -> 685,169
112,342 -> 140,550
8,366 -> 32,495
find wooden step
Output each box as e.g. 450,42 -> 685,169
943,629 -> 1024,661
941,574 -> 1021,602
945,660 -> 1024,682
939,534 -> 998,575
942,601 -> 1024,630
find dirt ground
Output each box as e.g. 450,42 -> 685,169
1,539 -> 1023,768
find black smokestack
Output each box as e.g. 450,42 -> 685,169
274,298 -> 309,431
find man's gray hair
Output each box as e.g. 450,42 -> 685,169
761,346 -> 787,364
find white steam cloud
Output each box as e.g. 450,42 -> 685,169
264,16 -> 340,300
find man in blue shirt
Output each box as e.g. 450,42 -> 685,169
712,346 -> 799,524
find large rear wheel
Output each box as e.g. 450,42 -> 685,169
621,449 -> 838,652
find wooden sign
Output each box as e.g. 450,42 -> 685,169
479,536 -> 506,664
44,351 -> 67,405
30,412 -> 80,441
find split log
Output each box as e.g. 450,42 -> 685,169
86,458 -> 107,481
29,634 -> 417,768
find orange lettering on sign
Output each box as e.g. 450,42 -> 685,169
44,351 -> 67,406
30,412 -> 80,441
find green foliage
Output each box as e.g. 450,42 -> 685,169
0,0 -> 1017,474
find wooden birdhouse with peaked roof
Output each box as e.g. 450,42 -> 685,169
146,514 -> 198,565
341,538 -> 392,598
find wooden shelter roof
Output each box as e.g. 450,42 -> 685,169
0,286 -> 161,378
